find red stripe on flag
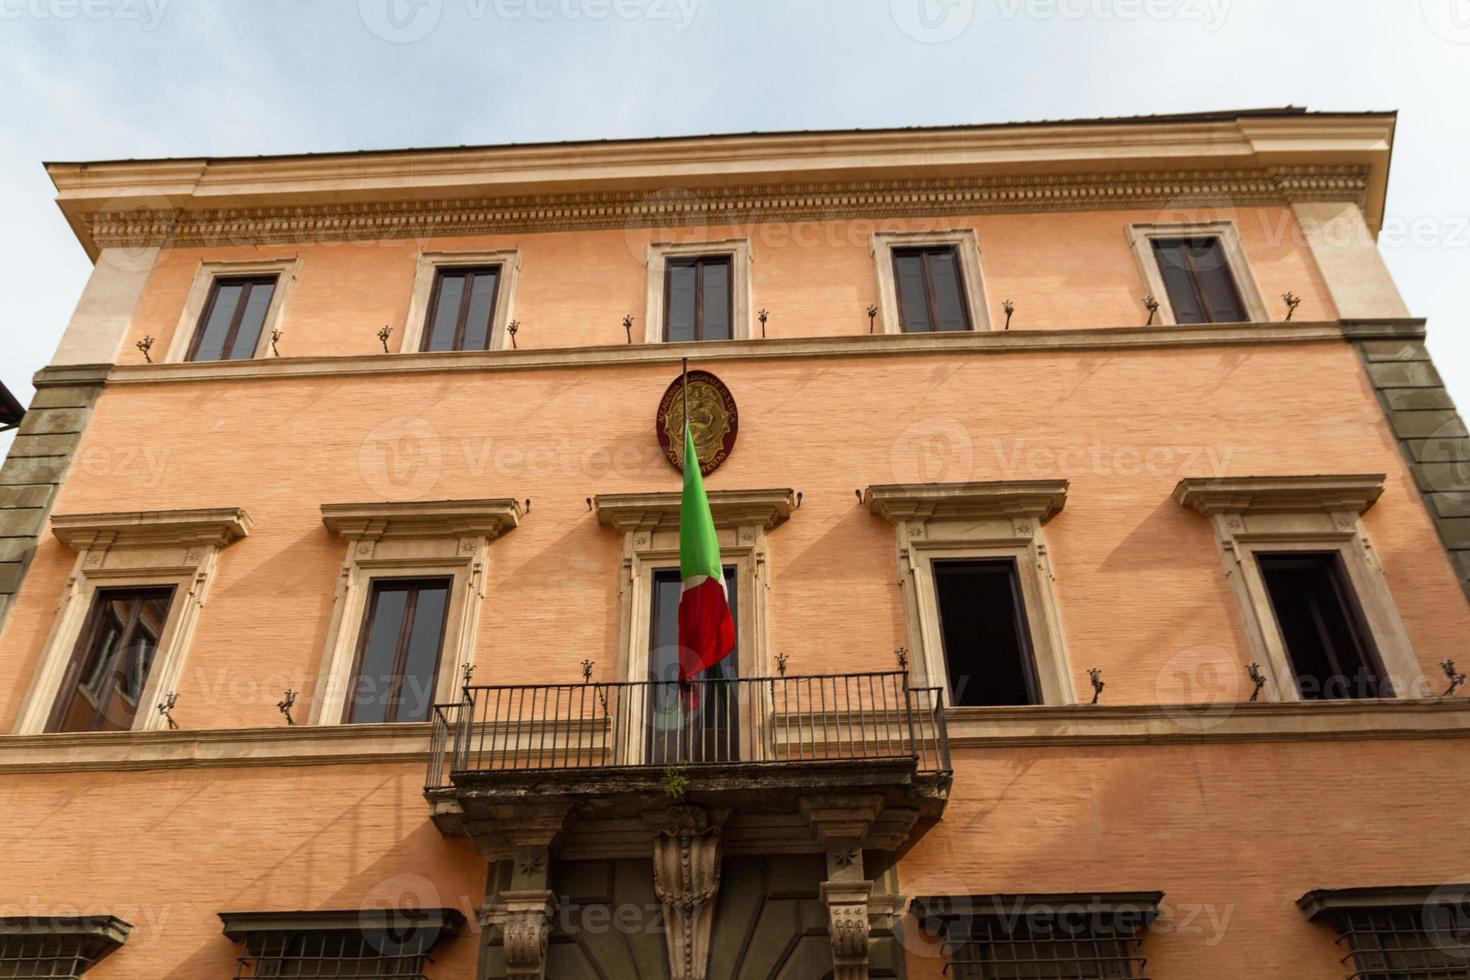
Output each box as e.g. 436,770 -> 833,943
677,576 -> 735,681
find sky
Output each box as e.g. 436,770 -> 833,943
1,0 -> 1467,456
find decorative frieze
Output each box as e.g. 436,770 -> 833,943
81,166 -> 1371,250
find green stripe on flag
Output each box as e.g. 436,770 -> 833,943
679,422 -> 722,581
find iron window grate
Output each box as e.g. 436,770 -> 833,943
0,935 -> 96,979
1334,907 -> 1470,979
947,917 -> 1149,979
234,931 -> 434,979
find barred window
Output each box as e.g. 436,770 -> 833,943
1300,885 -> 1470,979
0,916 -> 131,978
220,909 -> 463,980
912,893 -> 1162,980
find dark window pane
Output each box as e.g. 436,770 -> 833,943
398,584 -> 449,722
192,282 -> 243,361
1152,237 -> 1247,324
933,559 -> 1039,706
1259,552 -> 1389,699
665,262 -> 698,342
228,282 -> 275,360
893,252 -> 932,332
700,259 -> 731,340
460,269 -> 500,351
347,578 -> 452,724
926,249 -> 969,331
648,567 -> 738,763
49,586 -> 175,733
424,273 -> 466,351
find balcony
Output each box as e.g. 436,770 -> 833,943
424,671 -> 951,852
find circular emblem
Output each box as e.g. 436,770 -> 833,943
656,370 -> 738,476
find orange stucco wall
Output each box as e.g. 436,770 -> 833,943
121,205 -> 1334,362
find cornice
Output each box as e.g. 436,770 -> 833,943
320,498 -> 522,541
865,480 -> 1068,524
594,488 -> 796,533
1298,884 -> 1470,921
36,319 -> 1410,391
77,166 -> 1371,253
1173,474 -> 1386,516
219,908 -> 464,943
50,507 -> 254,551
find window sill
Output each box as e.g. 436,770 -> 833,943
0,721 -> 433,773
943,697 -> 1470,747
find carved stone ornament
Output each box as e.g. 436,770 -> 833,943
486,889 -> 557,980
656,370 -> 739,476
649,806 -> 726,980
822,880 -> 874,980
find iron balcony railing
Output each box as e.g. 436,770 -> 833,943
426,670 -> 949,790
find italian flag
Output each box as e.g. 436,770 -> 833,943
677,421 -> 735,682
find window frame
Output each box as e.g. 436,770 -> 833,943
865,481 -> 1074,709
313,499 -> 521,726
1174,475 -> 1422,702
931,557 -> 1042,707
167,258 -> 300,363
662,254 -> 735,342
46,584 -> 178,733
1299,884 -> 1470,980
343,575 -> 455,724
0,915 -> 132,978
400,249 -> 521,353
184,274 -> 280,362
12,508 -> 253,735
891,245 -> 973,333
643,239 -> 753,343
871,229 -> 991,334
418,265 -> 504,352
1126,221 -> 1269,325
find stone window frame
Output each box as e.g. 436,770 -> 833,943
399,248 -> 523,353
0,915 -> 133,977
865,480 -> 1074,709
12,508 -> 254,735
1126,220 -> 1270,325
642,239 -> 754,343
870,228 -> 992,334
312,499 -> 522,726
1174,474 -> 1421,702
166,257 -> 302,363
594,488 -> 794,759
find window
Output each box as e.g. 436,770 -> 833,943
221,909 -> 463,980
0,916 -> 131,979
1174,475 -> 1421,703
893,246 -> 971,332
871,230 -> 991,334
1258,552 -> 1391,700
865,480 -> 1074,707
1127,221 -> 1267,325
642,240 -> 751,343
186,275 -> 278,361
345,578 -> 452,724
1299,884 -> 1470,980
933,559 -> 1039,707
47,586 -> 175,733
1149,237 -> 1246,324
915,893 -> 1161,980
421,266 -> 501,352
663,255 -> 732,341
648,566 -> 738,762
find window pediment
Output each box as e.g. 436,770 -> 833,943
1173,474 -> 1385,517
594,488 -> 796,533
864,480 -> 1067,524
320,498 -> 522,541
51,508 -> 253,552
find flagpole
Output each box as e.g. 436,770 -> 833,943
681,356 -> 689,453
680,356 -> 690,700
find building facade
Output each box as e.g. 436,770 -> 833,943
2,108 -> 1469,978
